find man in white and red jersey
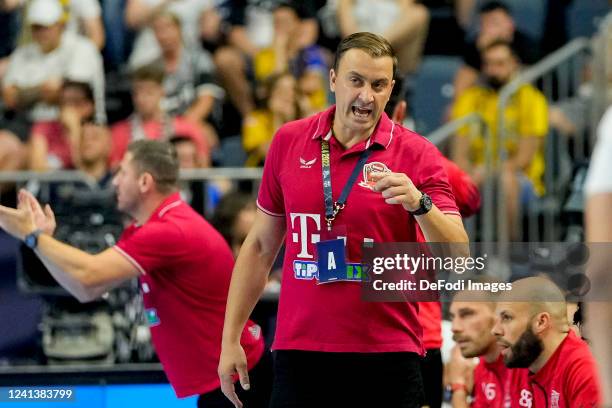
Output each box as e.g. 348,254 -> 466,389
0,140 -> 268,407
493,276 -> 602,408
448,280 -> 528,408
219,32 -> 468,408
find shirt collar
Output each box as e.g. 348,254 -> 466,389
152,192 -> 183,220
311,105 -> 396,150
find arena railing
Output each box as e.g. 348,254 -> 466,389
496,37 -> 592,248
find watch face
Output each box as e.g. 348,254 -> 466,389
423,194 -> 432,210
25,235 -> 36,249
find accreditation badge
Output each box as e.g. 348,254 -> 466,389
316,225 -> 348,284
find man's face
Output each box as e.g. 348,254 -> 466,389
492,302 -> 544,368
480,10 -> 514,42
112,153 -> 142,216
450,301 -> 497,358
482,45 -> 518,89
173,139 -> 198,169
31,23 -> 63,53
153,15 -> 181,52
133,80 -> 164,118
81,123 -> 110,165
231,204 -> 256,258
330,49 -> 394,136
61,87 -> 95,120
273,6 -> 300,38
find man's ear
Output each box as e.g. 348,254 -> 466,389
532,312 -> 551,334
139,173 -> 154,194
329,68 -> 336,92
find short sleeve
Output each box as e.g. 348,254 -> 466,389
417,144 -> 460,216
3,48 -> 26,86
517,88 -> 548,138
585,106 -> 612,195
114,223 -> 184,274
256,127 -> 285,216
71,0 -> 101,19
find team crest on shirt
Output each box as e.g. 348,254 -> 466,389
358,162 -> 391,190
300,157 -> 317,168
248,324 -> 262,340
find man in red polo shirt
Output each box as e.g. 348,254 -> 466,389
492,277 -> 602,407
219,32 -> 468,408
448,280 -> 528,408
0,140 -> 267,406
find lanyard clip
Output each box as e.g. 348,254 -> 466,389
325,216 -> 334,231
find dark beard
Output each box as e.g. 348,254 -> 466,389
485,76 -> 506,91
504,326 -> 544,368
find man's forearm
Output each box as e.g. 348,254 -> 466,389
222,237 -> 280,344
451,389 -> 470,408
34,247 -> 101,302
34,234 -> 99,290
416,207 -> 468,243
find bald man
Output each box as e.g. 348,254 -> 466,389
448,282 -> 527,407
492,277 -> 602,408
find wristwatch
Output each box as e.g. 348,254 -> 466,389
409,192 -> 432,216
24,229 -> 43,250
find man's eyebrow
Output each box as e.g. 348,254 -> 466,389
346,71 -> 391,83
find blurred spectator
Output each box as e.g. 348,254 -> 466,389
0,0 -> 21,80
147,11 -> 223,146
64,0 -> 106,50
211,191 -> 256,258
2,0 -> 105,127
77,121 -> 113,182
451,40 -> 548,239
212,0 -> 321,118
126,0 -> 209,68
337,0 -> 430,76
110,64 -> 210,168
29,81 -> 96,171
452,1 -> 541,101
255,2 -> 328,114
243,72 -> 301,167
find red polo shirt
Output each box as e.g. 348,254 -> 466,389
257,105 -> 460,354
509,330 -> 602,408
114,193 -> 264,397
471,355 -> 528,408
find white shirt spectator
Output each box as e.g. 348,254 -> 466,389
4,31 -> 105,123
585,106 -> 612,195
128,0 -> 212,69
65,0 -> 102,37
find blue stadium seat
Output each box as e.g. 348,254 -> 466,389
567,0 -> 610,39
411,56 -> 463,135
507,0 -> 546,44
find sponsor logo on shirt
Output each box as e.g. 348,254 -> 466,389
519,389 -> 532,408
248,324 -> 262,340
145,308 -> 161,327
293,260 -> 367,281
300,157 -> 317,168
358,162 -> 391,191
550,390 -> 560,408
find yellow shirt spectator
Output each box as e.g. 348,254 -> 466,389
452,84 -> 548,195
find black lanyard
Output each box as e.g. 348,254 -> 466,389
321,139 -> 373,231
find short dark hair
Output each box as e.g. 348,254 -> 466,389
62,80 -> 94,103
333,32 -> 397,79
211,192 -> 255,246
127,140 -> 179,194
130,64 -> 165,84
479,1 -> 511,15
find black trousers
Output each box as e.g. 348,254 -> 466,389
269,350 -> 425,408
419,348 -> 443,408
197,350 -> 273,408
